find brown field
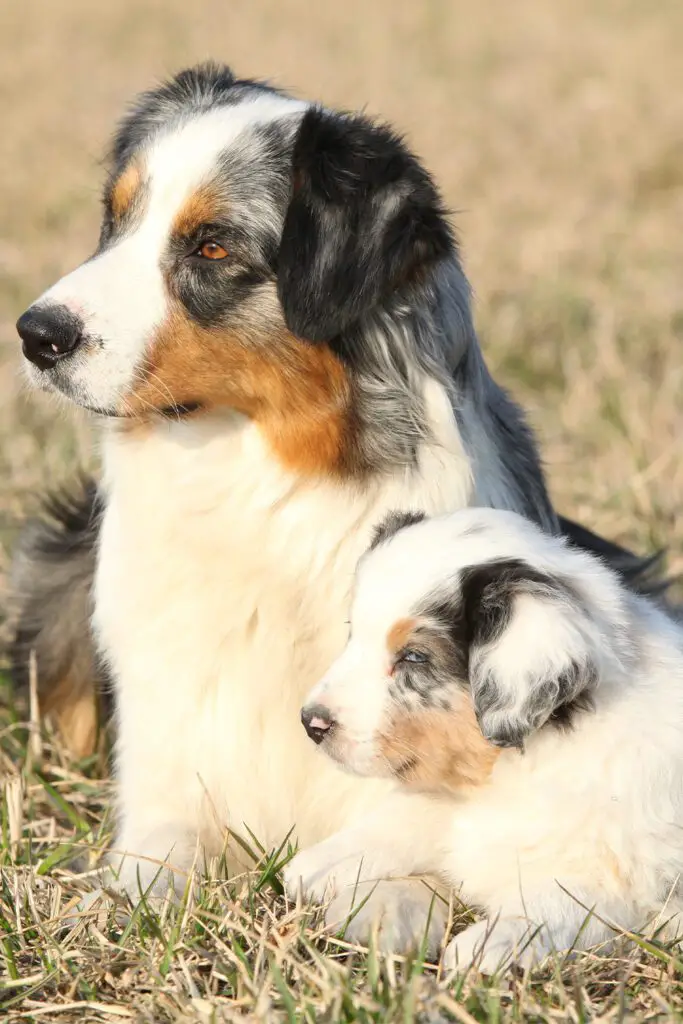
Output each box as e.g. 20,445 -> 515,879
1,1 -> 682,1020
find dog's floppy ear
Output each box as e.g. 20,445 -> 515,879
460,559 -> 598,750
277,107 -> 454,343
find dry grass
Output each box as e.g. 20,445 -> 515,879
1,0 -> 683,1019
2,714 -> 683,1022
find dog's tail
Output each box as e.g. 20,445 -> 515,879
8,476 -> 109,757
558,515 -> 670,598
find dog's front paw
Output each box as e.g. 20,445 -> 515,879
284,840 -> 359,904
284,832 -> 449,955
61,885 -> 129,931
109,824 -> 199,904
326,877 -> 448,956
444,917 -> 551,975
61,866 -> 185,932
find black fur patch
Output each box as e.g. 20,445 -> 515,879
558,515 -> 669,598
547,668 -> 597,730
460,561 -> 597,743
459,559 -> 567,651
277,107 -> 454,344
370,510 -> 427,551
410,559 -> 595,738
9,477 -> 111,717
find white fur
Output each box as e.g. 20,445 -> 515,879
21,89 -> 482,949
91,388 -> 472,944
25,94 -> 306,411
288,509 -> 683,972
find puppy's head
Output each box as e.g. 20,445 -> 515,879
16,63 -> 454,477
301,508 -> 622,794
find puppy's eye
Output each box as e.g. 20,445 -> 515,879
195,241 -> 228,260
399,649 -> 429,665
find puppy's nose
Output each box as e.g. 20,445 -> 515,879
301,704 -> 335,745
17,304 -> 84,370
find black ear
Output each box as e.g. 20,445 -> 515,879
460,560 -> 598,750
277,107 -> 454,343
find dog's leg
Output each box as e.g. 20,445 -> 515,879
322,877 -> 451,955
106,823 -> 200,901
284,793 -> 453,954
65,823 -> 200,930
444,883 -> 628,974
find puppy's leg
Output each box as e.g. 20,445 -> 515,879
445,883 -> 628,974
285,793 -> 453,954
324,877 -> 450,955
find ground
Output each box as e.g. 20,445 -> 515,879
1,1 -> 682,1020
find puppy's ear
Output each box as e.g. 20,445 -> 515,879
461,560 -> 598,750
277,107 -> 454,343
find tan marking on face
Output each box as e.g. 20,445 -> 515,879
171,185 -> 221,239
378,694 -> 500,794
387,618 -> 417,657
122,306 -> 354,477
110,163 -> 142,221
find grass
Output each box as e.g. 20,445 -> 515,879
1,0 -> 683,1018
2,682 -> 683,1023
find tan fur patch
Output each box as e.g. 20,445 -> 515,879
171,186 -> 220,238
110,163 -> 142,221
601,845 -> 631,890
387,618 -> 417,657
378,696 -> 500,794
122,307 -> 354,477
43,671 -> 98,758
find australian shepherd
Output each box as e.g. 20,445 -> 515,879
291,507 -> 683,971
11,63 -> 661,953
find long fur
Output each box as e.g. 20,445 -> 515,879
10,63 -> 669,953
290,508 -> 683,971
9,479 -> 109,756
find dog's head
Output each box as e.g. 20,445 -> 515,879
16,63 -> 460,477
300,508 -> 628,793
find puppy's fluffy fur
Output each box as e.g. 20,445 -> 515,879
11,63 -> 664,952
290,508 -> 683,971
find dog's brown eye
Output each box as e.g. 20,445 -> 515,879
197,241 -> 228,260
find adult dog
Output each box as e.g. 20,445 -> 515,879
11,63 -> 659,952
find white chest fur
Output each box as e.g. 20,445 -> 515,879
94,398 -> 471,865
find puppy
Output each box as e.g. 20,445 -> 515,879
287,508 -> 683,971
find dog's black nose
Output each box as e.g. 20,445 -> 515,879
301,704 -> 334,745
17,305 -> 84,370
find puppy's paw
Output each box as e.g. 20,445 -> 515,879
284,839 -> 366,904
444,916 -> 551,975
326,877 -> 448,956
284,835 -> 447,955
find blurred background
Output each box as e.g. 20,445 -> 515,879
1,0 -> 682,603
